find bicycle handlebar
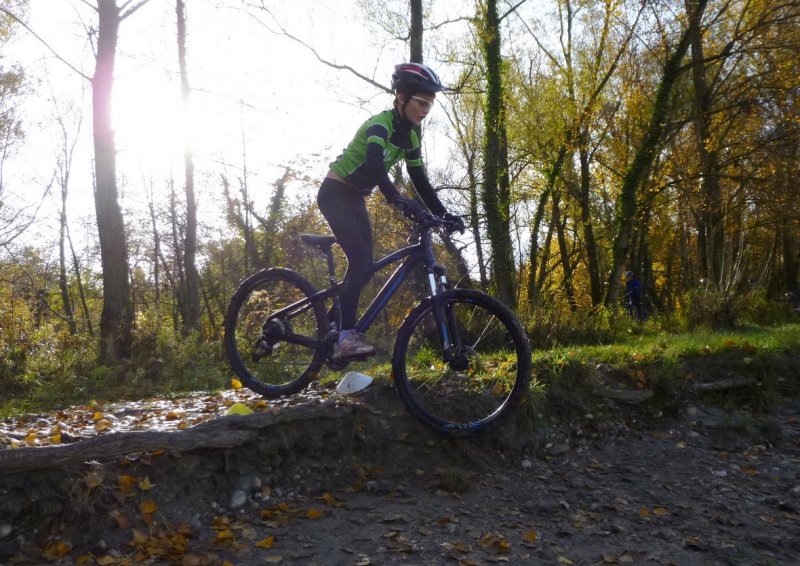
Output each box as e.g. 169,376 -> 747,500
409,209 -> 465,234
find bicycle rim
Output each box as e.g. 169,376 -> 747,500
224,270 -> 327,397
394,289 -> 531,436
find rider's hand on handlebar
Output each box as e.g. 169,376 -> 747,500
393,196 -> 424,220
443,212 -> 466,234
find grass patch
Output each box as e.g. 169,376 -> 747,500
3,322 -> 799,424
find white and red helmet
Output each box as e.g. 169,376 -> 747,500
391,63 -> 444,94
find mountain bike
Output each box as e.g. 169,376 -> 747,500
223,209 -> 532,436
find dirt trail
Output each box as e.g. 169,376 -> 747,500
1,380 -> 799,565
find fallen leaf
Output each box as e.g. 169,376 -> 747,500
307,507 -> 325,519
227,402 -> 253,416
256,536 -> 274,549
231,378 -> 243,390
41,540 -> 72,559
523,529 -> 538,543
139,500 -> 158,514
138,476 -> 155,491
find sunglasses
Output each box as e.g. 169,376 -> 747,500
410,95 -> 435,110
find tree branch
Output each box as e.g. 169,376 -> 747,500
0,7 -> 91,81
499,0 -> 527,22
246,3 -> 391,94
120,0 -> 153,21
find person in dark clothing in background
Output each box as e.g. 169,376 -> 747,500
625,271 -> 643,320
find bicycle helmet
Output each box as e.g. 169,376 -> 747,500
391,63 -> 444,94
625,271 -> 634,277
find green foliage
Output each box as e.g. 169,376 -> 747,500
523,304 -> 650,349
678,287 -> 787,330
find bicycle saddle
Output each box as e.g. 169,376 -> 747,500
301,234 -> 337,251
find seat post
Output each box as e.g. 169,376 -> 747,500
324,248 -> 338,287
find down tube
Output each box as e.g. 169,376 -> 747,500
355,254 -> 423,334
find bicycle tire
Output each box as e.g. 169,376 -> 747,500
224,268 -> 328,397
392,289 -> 532,436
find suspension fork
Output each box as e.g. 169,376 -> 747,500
428,263 -> 463,362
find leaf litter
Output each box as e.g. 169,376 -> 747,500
0,382 -> 799,564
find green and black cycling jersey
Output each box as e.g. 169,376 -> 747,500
330,108 -> 446,216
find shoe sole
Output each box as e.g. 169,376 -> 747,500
332,349 -> 376,360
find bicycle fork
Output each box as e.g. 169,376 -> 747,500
428,264 -> 467,369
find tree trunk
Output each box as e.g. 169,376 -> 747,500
409,0 -> 422,63
177,0 -> 201,332
479,0 -> 516,307
93,0 -> 132,363
527,145 -> 567,308
59,184 -> 77,335
686,0 -> 724,285
578,142 -> 603,306
552,190 -> 577,310
605,0 -> 708,306
169,178 -> 186,329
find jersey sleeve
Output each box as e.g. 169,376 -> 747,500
365,123 -> 402,203
405,137 -> 446,216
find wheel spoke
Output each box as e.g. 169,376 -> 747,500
394,290 -> 531,435
224,270 -> 326,397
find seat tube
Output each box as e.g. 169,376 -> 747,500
324,249 -> 341,328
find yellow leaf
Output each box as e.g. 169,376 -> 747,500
558,557 -> 574,565
639,507 -> 651,517
264,557 -> 282,564
256,536 -> 274,549
227,402 -> 254,415
50,432 -> 62,444
523,529 -> 538,543
95,556 -> 117,565
93,411 -> 104,422
138,477 -> 154,491
307,507 -> 325,519
231,378 -> 243,390
23,430 -> 37,444
217,529 -> 235,541
318,492 -> 339,506
131,529 -> 148,545
741,466 -> 758,476
138,500 -> 158,514
118,475 -> 137,493
654,506 -> 669,516
675,441 -> 687,449
42,540 -> 72,559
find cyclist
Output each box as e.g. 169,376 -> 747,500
317,62 -> 464,360
625,270 -> 643,320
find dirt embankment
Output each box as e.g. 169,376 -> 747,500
1,366 -> 800,565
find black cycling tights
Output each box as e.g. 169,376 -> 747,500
317,177 -> 373,330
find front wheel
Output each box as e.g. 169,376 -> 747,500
392,289 -> 532,436
224,268 -> 328,397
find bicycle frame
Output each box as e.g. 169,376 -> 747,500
265,224 -> 452,355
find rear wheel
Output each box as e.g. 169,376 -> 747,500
392,289 -> 532,436
224,269 -> 328,397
